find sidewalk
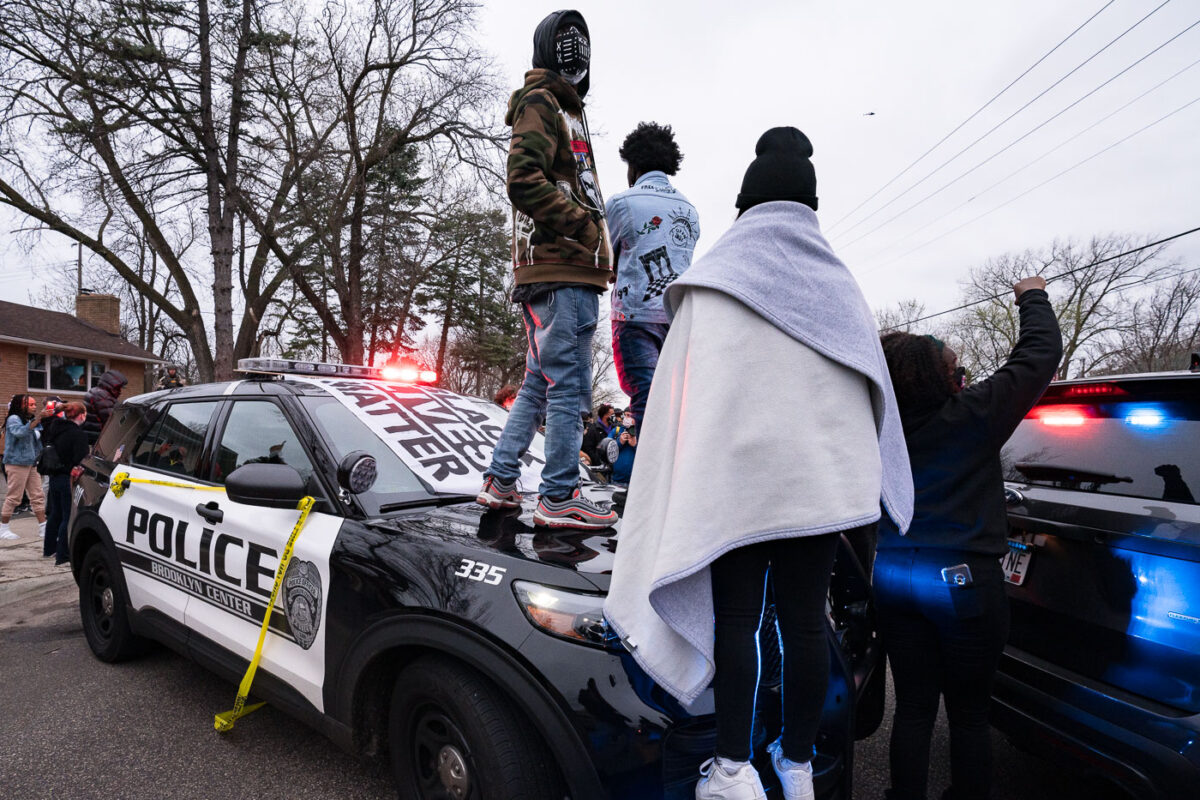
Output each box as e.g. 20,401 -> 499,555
0,514 -> 75,627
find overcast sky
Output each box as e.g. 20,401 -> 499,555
3,0 -> 1198,326
483,0 -> 1200,316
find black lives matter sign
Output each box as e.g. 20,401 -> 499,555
320,380 -> 545,488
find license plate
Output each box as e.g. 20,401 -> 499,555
1002,533 -> 1036,585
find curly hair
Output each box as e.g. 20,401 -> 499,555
618,122 -> 683,176
880,332 -> 953,421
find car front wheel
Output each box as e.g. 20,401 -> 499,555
389,655 -> 563,800
79,544 -> 144,662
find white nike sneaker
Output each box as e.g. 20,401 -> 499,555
767,738 -> 815,800
695,757 -> 766,800
0,523 -> 17,540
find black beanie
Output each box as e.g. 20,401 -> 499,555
735,127 -> 818,212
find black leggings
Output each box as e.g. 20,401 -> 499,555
710,531 -> 845,763
873,547 -> 1010,800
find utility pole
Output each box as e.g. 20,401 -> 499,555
76,241 -> 82,293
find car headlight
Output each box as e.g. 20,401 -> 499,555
512,581 -> 616,649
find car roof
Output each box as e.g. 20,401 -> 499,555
123,377 -> 331,405
1050,370 -> 1200,385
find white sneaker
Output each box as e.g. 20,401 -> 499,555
695,757 -> 766,800
0,524 -> 17,540
767,738 -> 815,800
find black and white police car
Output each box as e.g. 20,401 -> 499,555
68,358 -> 884,799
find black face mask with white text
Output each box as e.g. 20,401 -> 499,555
554,24 -> 589,85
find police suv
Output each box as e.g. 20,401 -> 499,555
69,359 -> 884,800
995,369 -> 1200,798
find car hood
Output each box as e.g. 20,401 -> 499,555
367,483 -> 622,591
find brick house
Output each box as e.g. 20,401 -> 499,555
0,294 -> 163,408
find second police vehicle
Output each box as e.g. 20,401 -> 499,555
68,358 -> 886,800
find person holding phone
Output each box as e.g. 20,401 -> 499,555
1,394 -> 50,540
874,277 -> 1063,800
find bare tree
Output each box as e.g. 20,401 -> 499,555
953,235 -> 1177,379
0,0 -> 305,380
1098,271 -> 1200,374
591,315 -> 621,409
269,0 -> 504,364
875,298 -> 929,334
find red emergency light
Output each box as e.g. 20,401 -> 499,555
1028,404 -> 1091,427
381,360 -> 436,384
1061,383 -> 1128,398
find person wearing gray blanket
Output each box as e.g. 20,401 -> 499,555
605,127 -> 914,800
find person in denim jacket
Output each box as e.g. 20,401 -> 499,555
605,123 -> 700,430
1,394 -> 50,540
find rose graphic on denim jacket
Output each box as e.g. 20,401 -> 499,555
637,215 -> 663,236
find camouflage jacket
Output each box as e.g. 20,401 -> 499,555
505,69 -> 612,289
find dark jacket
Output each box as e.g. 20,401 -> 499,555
581,419 -> 610,465
878,289 -> 1063,556
506,58 -> 611,288
41,417 -> 90,475
83,370 -> 128,442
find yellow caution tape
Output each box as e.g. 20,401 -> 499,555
214,494 -> 315,732
109,471 -> 225,498
107,471 -> 316,733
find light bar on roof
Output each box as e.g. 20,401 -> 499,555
237,357 -> 433,382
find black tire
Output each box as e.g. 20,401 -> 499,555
79,544 -> 145,662
389,656 -> 563,800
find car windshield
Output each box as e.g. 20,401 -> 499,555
298,395 -> 434,515
1002,389 -> 1200,507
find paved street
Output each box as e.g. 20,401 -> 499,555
0,518 -> 1132,800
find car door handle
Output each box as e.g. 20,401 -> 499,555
196,501 -> 224,524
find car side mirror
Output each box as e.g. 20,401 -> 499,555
226,463 -> 308,508
337,450 -> 377,494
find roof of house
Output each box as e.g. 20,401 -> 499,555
0,299 -> 163,364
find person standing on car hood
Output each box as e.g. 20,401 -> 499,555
875,279 -> 1062,800
475,10 -> 617,531
605,127 -> 913,800
606,122 -> 700,433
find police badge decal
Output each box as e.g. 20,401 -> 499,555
283,560 -> 322,650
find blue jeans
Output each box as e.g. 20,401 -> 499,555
44,474 -> 71,562
612,320 -> 669,428
487,287 -> 598,498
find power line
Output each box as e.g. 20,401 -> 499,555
862,54 -> 1200,264
833,0 -> 1173,241
840,16 -> 1200,252
882,225 -> 1200,332
826,0 -> 1119,235
861,92 -> 1200,277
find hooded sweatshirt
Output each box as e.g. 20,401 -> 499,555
505,11 -> 611,290
83,369 -> 127,442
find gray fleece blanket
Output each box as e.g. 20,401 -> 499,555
664,201 -> 912,528
603,201 -> 913,706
